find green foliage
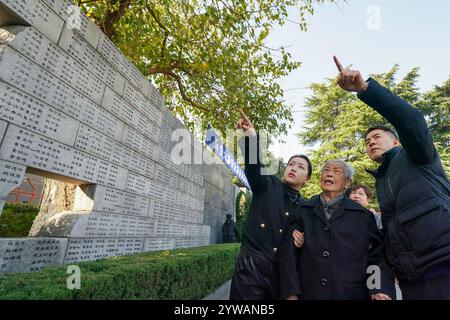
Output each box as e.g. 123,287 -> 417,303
417,76 -> 450,175
235,190 -> 244,217
275,157 -> 287,180
76,0 -> 333,136
0,203 -> 39,237
235,190 -> 244,240
235,190 -> 252,241
0,243 -> 240,300
417,76 -> 450,146
299,67 -> 450,205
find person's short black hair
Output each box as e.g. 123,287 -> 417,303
226,214 -> 232,219
365,125 -> 398,140
287,154 -> 312,178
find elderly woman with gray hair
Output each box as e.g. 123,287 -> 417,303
278,160 -> 396,300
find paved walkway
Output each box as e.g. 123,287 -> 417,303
202,280 -> 231,300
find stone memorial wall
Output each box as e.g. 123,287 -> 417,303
0,0 -> 236,273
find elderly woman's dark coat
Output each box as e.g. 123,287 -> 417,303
279,195 -> 396,300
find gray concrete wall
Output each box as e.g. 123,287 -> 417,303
0,0 -> 235,273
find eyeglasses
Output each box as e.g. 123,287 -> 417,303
323,167 -> 344,175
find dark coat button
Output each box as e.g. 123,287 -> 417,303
322,250 -> 330,258
321,278 -> 328,286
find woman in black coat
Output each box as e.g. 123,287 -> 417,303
229,110 -> 312,300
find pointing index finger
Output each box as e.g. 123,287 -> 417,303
333,55 -> 344,72
239,109 -> 250,122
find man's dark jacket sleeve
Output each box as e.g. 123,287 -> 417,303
358,78 -> 436,165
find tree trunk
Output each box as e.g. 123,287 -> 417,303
28,179 -> 76,236
100,0 -> 132,39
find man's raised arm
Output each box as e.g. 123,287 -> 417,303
333,56 -> 436,164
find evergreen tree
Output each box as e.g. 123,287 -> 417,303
297,66 -> 450,205
417,76 -> 450,176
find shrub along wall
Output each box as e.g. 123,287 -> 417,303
0,243 -> 240,300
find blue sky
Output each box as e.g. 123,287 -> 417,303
267,0 -> 450,161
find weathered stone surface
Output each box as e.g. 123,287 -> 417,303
97,33 -> 150,96
35,210 -> 154,238
0,124 -> 128,189
0,119 -> 6,139
74,184 -> 153,218
58,27 -> 125,95
1,26 -> 105,104
154,219 -> 210,238
0,81 -> 80,145
122,81 -> 162,127
121,126 -> 160,161
147,83 -> 165,110
0,0 -> 64,43
143,237 -> 175,252
64,237 -> 144,264
0,0 -> 235,273
0,238 -> 68,272
42,0 -> 101,47
0,46 -> 124,141
125,171 -> 155,197
174,236 -> 210,249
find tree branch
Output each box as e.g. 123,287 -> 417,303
160,33 -> 168,57
78,0 -> 101,5
101,0 -> 132,39
144,3 -> 171,59
148,67 -> 210,112
145,2 -> 168,32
